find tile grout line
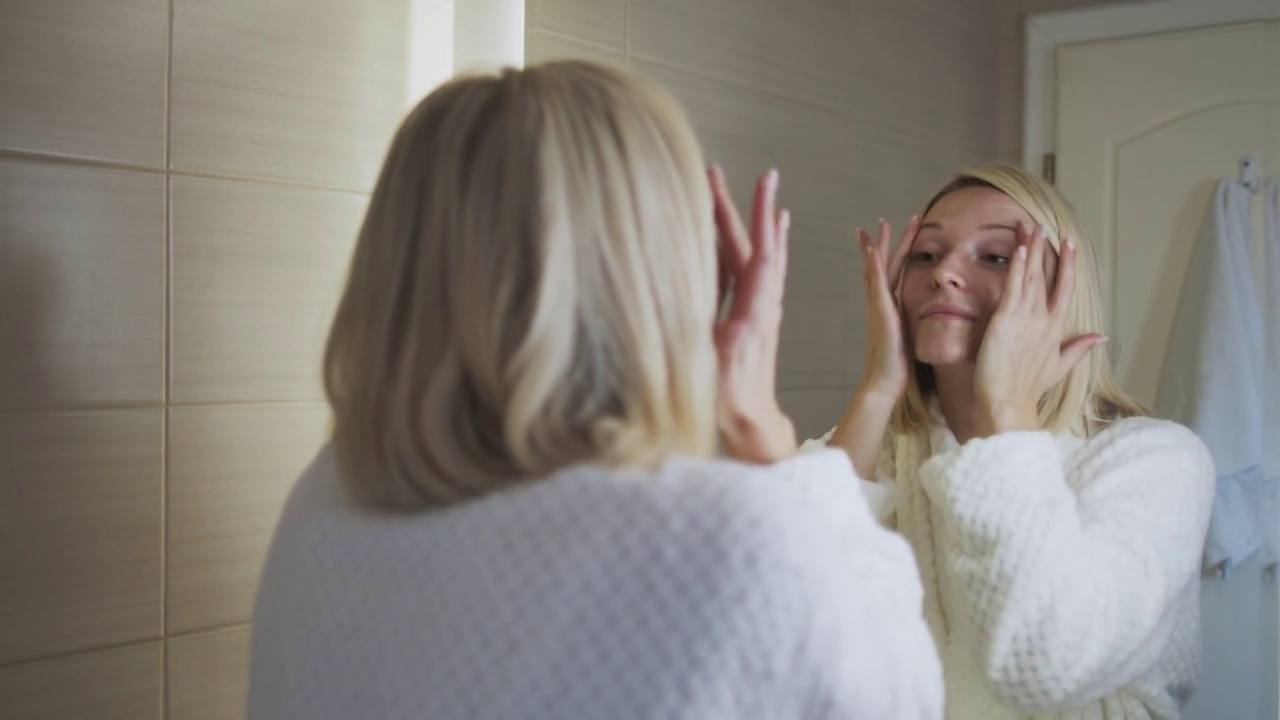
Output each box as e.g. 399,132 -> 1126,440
0,149 -> 374,198
0,399 -> 332,417
163,0 -> 175,716
0,621 -> 253,673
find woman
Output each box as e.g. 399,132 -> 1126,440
811,164 -> 1215,719
246,61 -> 942,719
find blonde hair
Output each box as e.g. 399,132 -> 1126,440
324,61 -> 719,512
890,163 -> 1146,437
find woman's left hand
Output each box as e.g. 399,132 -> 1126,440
973,223 -> 1106,436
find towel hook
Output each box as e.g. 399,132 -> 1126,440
1240,155 -> 1260,193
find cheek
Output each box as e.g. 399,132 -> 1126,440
898,273 -> 928,315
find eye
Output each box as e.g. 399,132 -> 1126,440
908,251 -> 939,265
980,253 -> 1011,266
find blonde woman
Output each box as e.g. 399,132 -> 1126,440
246,62 -> 942,719
811,164 -> 1215,719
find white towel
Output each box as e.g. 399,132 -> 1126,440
1155,179 -> 1265,572
1258,176 -> 1280,569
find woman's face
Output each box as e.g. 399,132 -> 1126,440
899,186 -> 1057,367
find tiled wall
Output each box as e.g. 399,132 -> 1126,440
0,0 -> 1098,715
526,0 -> 1001,439
0,1 -> 423,717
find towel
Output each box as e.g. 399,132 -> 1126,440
1258,175 -> 1280,569
1155,178 -> 1265,573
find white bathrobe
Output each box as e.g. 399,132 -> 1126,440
247,446 -> 944,720
1155,179 -> 1264,571
806,415 -> 1214,719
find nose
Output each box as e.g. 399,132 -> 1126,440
930,254 -> 966,290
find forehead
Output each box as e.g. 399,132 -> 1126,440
922,186 -> 1033,230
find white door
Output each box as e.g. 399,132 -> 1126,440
1055,22 -> 1279,720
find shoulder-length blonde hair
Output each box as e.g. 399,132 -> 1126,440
324,61 -> 718,512
890,163 -> 1146,438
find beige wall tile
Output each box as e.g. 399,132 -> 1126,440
170,178 -> 364,404
168,626 -> 251,720
848,1 -> 997,158
0,161 -> 164,410
636,61 -> 852,252
778,245 -> 856,389
630,0 -> 850,112
1020,0 -> 1121,14
407,0 -> 456,105
996,37 -> 1026,163
848,117 -> 959,234
997,0 -> 1026,40
780,386 -> 855,443
170,0 -> 409,190
167,404 -> 329,632
0,411 -> 163,664
526,30 -> 628,67
1,0 -> 166,166
526,0 -> 626,50
0,641 -> 162,720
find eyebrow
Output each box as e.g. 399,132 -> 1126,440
919,222 -> 1020,233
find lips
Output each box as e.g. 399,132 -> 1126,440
920,303 -> 978,321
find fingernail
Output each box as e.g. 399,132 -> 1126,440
1066,235 -> 1077,250
780,209 -> 791,232
1039,224 -> 1050,239
768,168 -> 779,189
1016,246 -> 1028,258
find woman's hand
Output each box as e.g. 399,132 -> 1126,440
825,218 -> 916,479
855,218 -> 918,403
709,166 -> 796,464
974,223 -> 1106,436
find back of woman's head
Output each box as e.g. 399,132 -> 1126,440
324,61 -> 718,512
892,162 -> 1146,437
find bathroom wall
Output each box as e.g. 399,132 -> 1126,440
1,0 -> 1067,716
0,1 -> 443,717
525,0 -> 1000,438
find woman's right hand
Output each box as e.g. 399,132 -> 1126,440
709,166 -> 796,465
854,218 -> 918,403
826,218 -> 917,480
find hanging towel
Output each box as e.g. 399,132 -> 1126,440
1258,176 -> 1280,570
1155,179 -> 1264,573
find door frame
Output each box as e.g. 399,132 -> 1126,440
1022,0 -> 1280,175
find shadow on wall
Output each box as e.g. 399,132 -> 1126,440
1129,177 -> 1220,399
0,232 -> 56,410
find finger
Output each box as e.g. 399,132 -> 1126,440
1056,333 -> 1108,380
708,166 -> 751,273
1024,224 -> 1047,303
750,169 -> 779,262
877,218 -> 892,257
857,228 -> 887,285
1050,234 -> 1077,316
886,215 -> 919,292
856,228 -> 874,255
1002,224 -> 1031,309
725,197 -> 786,329
774,208 -> 791,295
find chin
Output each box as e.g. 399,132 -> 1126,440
913,338 -> 976,366
912,329 -> 976,366
915,351 -> 971,367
